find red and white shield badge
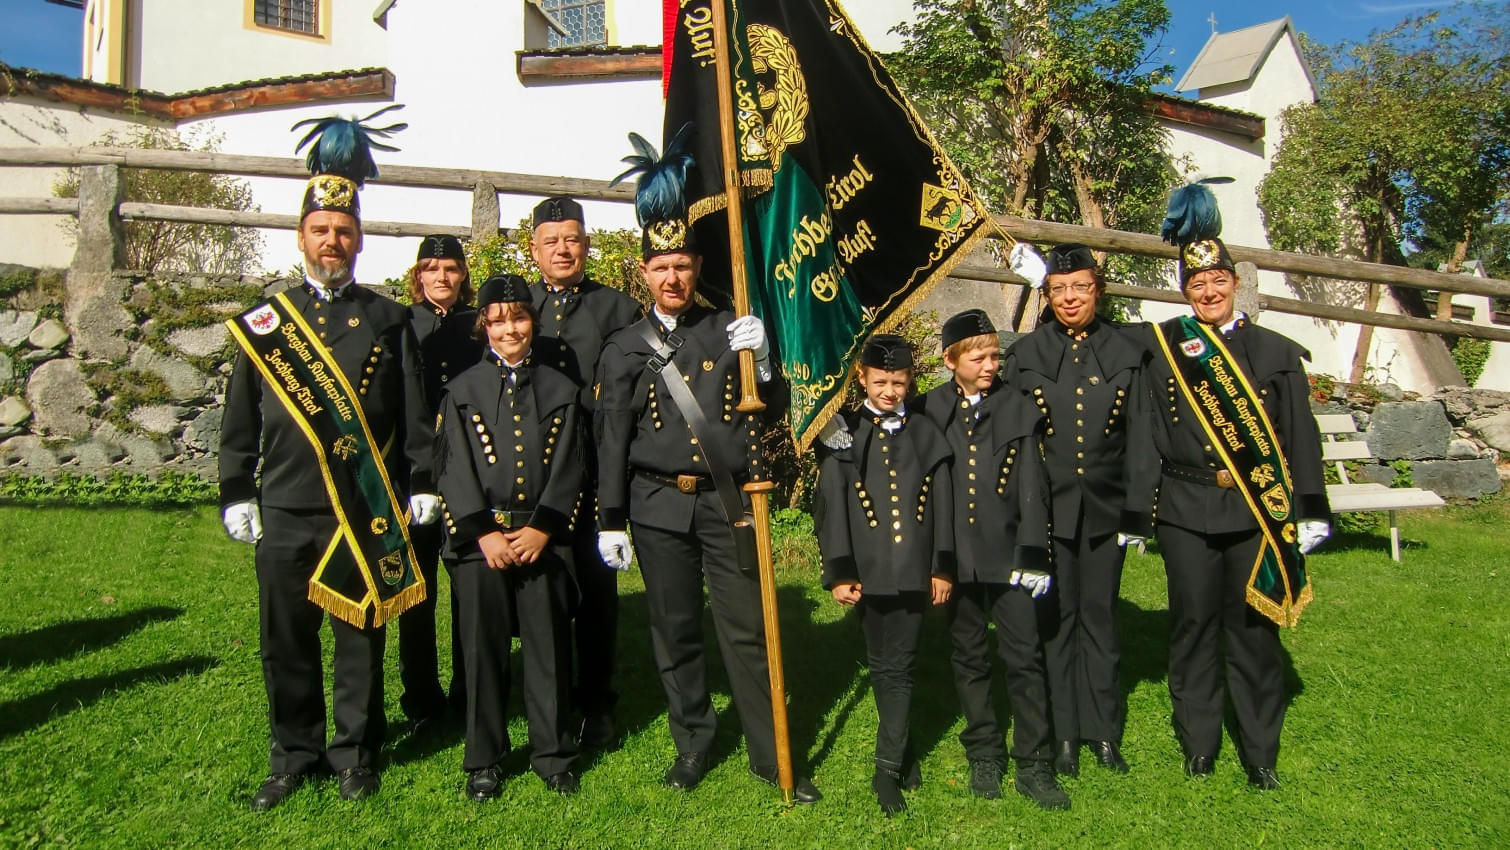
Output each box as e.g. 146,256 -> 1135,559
1180,337 -> 1206,358
245,305 -> 280,335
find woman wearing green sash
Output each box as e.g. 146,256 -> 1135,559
1127,182 -> 1331,790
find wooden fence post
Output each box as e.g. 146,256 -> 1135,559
1236,260 -> 1262,321
471,180 -> 499,243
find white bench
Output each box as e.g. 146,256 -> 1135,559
1317,413 -> 1445,561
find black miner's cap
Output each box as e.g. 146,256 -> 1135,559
532,196 -> 584,229
417,234 -> 465,264
861,335 -> 913,371
477,273 -> 531,308
1045,243 -> 1099,278
941,309 -> 996,350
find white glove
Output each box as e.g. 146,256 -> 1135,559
1008,242 -> 1047,289
409,493 -> 441,526
726,315 -> 771,361
597,530 -> 632,571
222,500 -> 262,545
818,415 -> 852,451
1117,533 -> 1146,548
1010,568 -> 1053,598
1297,520 -> 1331,555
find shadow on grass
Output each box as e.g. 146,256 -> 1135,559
1328,529 -> 1426,556
0,655 -> 219,739
0,606 -> 186,670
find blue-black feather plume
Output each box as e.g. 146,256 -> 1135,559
610,122 -> 696,227
291,104 -> 407,185
1160,178 -> 1227,245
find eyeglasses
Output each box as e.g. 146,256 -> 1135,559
1046,281 -> 1096,299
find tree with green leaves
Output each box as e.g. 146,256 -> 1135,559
1258,4 -> 1510,381
888,0 -> 1178,313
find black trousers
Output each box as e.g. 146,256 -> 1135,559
396,522 -> 456,721
949,581 -> 1052,763
450,548 -> 577,778
1044,520 -> 1128,743
860,593 -> 925,770
631,493 -> 776,768
1158,523 -> 1285,769
569,519 -> 619,719
256,506 -> 385,775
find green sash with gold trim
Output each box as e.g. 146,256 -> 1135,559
1155,317 -> 1312,627
226,291 -> 425,628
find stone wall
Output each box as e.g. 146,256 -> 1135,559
0,265 -> 399,483
1313,382 -> 1508,501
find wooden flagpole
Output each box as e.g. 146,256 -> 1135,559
707,0 -> 796,805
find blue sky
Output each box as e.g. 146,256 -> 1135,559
0,0 -> 1462,89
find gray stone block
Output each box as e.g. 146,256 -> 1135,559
1376,383 -> 1405,402
0,350 -> 13,386
0,310 -> 38,348
1436,387 -> 1510,424
26,359 -> 95,438
21,349 -> 63,363
26,319 -> 70,351
1447,438 -> 1480,460
1412,458 -> 1502,500
1354,462 -> 1398,486
0,396 -> 31,428
1467,411 -> 1510,454
166,324 -> 230,359
182,407 -> 223,452
1366,401 -> 1451,460
121,434 -> 174,467
0,435 -> 57,469
128,404 -> 186,436
70,439 -> 128,468
129,345 -> 214,403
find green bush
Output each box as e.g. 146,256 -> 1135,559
0,470 -> 216,506
466,220 -> 646,303
1450,336 -> 1491,386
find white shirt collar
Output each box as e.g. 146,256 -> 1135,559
863,400 -> 907,423
305,275 -> 352,301
653,306 -> 684,331
1219,312 -> 1246,334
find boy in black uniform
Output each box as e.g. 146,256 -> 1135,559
435,274 -> 582,801
816,335 -> 954,816
914,310 -> 1068,810
527,197 -> 643,748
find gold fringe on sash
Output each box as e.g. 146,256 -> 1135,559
373,580 -> 427,628
307,581 -> 369,629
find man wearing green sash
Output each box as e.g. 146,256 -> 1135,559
219,110 -> 438,811
1126,182 -> 1331,790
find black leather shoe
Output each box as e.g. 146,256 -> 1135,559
872,767 -> 906,816
1247,766 -> 1281,790
1088,740 -> 1129,773
250,773 -> 304,812
1053,740 -> 1080,778
466,767 -> 503,802
749,765 -> 823,803
1014,761 -> 1071,810
1184,755 -> 1215,777
337,766 -> 380,801
968,759 -> 1004,799
579,712 -> 617,750
545,770 -> 580,795
664,752 -> 708,791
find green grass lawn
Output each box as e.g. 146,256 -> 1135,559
1,500 -> 1507,848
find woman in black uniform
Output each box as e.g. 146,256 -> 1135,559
398,234 -> 484,726
1004,243 -> 1153,777
1128,183 -> 1331,789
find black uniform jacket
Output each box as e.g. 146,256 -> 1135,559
434,351 -> 585,555
1127,316 -> 1331,536
815,407 -> 956,594
1004,318 -> 1156,541
914,379 -> 1052,582
594,304 -> 787,534
408,300 -> 484,414
219,282 -> 433,509
531,277 -> 642,413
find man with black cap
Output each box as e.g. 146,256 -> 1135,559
1126,182 -> 1330,789
593,138 -> 819,801
527,196 -> 642,748
219,109 -> 437,810
398,233 -> 485,726
1005,242 -> 1154,779
435,273 -> 582,801
912,309 -> 1067,809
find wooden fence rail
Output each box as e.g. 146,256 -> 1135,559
2,145 -> 1507,344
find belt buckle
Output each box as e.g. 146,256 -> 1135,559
1215,470 -> 1235,489
676,474 -> 700,494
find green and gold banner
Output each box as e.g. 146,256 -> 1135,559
1155,317 -> 1313,627
662,0 -> 992,450
226,292 -> 425,628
